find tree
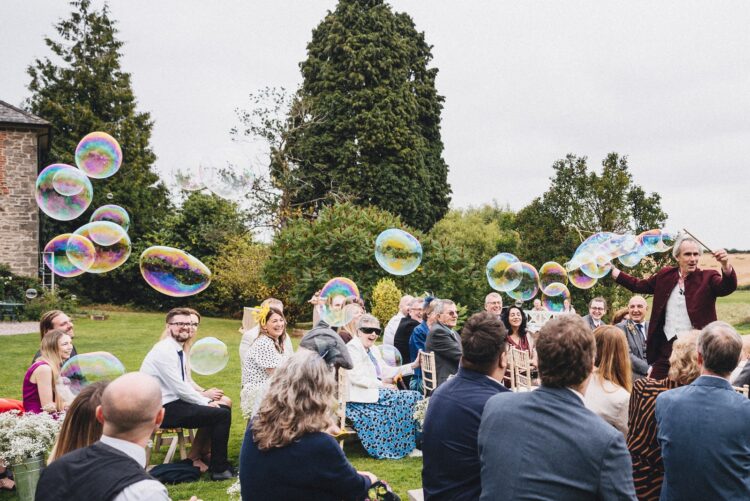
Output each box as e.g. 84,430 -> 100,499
284,0 -> 451,231
515,153 -> 668,312
26,0 -> 170,296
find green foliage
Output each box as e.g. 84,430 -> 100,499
286,0 -> 451,231
0,263 -> 40,303
371,277 -> 402,325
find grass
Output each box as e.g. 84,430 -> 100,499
0,312 -> 422,501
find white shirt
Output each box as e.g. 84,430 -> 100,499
239,326 -> 293,363
99,435 -> 169,501
140,336 -> 211,406
584,373 -> 630,436
383,312 -> 405,346
663,284 -> 693,341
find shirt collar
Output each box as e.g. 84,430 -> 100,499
100,435 -> 147,467
566,386 -> 585,403
164,335 -> 183,351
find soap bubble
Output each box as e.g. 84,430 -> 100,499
486,253 -> 521,292
320,277 -> 360,327
60,352 -> 126,396
505,262 -> 539,301
140,246 -> 212,297
75,132 -> 122,179
71,221 -> 131,273
198,152 -> 252,199
618,248 -> 645,267
43,234 -> 97,277
52,167 -> 88,196
36,163 -> 94,221
658,230 -> 677,252
174,166 -> 205,192
380,344 -> 403,367
538,262 -> 568,294
25,289 -> 38,300
567,267 -> 598,289
190,337 -> 229,375
106,192 -> 114,200
374,229 -> 422,276
579,252 -> 612,279
90,205 -> 130,232
542,283 -> 570,312
639,229 -> 664,255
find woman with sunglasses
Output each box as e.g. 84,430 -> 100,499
345,314 -> 423,458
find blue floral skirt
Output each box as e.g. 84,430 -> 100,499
346,388 -> 422,459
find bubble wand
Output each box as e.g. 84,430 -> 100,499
681,228 -> 714,254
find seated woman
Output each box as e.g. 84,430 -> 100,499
345,314 -> 422,459
23,329 -> 73,414
337,303 -> 365,344
241,305 -> 291,418
627,331 -> 700,501
48,381 -> 108,462
240,349 -> 377,501
584,326 -> 632,436
501,305 -> 537,386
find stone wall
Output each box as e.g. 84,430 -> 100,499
0,129 -> 39,278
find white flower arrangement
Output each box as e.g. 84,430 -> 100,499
413,397 -> 429,427
227,478 -> 241,499
0,411 -> 61,466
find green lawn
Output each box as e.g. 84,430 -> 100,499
0,312 -> 422,500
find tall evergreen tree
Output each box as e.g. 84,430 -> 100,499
285,0 -> 451,231
26,0 -> 170,302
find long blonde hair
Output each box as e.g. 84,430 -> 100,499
593,326 -> 632,392
252,349 -> 337,450
49,381 -> 107,462
38,329 -> 69,412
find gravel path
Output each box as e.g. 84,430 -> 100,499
0,322 -> 37,335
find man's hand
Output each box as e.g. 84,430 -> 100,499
308,290 -> 324,306
609,263 -> 620,279
712,248 -> 732,273
202,388 -> 223,401
207,401 -> 221,408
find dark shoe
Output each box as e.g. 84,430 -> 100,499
210,467 -> 236,481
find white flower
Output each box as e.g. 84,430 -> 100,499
227,479 -> 241,499
0,411 -> 61,466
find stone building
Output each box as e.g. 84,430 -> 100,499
0,100 -> 50,278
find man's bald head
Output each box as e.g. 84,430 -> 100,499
399,295 -> 414,315
99,372 -> 163,438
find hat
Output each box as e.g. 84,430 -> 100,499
299,327 -> 353,369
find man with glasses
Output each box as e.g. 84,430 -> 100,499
141,308 -> 235,480
582,297 -> 608,330
484,292 -> 503,319
426,299 -> 462,388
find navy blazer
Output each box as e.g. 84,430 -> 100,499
422,367 -> 509,501
478,386 -> 636,500
655,375 -> 750,501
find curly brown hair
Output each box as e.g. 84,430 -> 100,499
536,315 -> 595,388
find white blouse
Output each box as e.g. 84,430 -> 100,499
584,372 -> 630,436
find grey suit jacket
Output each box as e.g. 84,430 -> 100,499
581,314 -> 603,330
425,322 -> 462,387
478,386 -> 636,500
617,320 -> 649,379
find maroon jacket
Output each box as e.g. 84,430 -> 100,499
614,266 -> 737,368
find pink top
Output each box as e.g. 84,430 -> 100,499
22,360 -> 49,414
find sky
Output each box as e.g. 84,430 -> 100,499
2,1 -> 749,249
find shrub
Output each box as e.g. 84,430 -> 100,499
371,278 -> 402,326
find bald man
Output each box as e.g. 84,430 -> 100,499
36,372 -> 195,501
616,296 -> 650,380
384,294 -> 414,346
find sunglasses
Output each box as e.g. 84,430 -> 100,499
360,327 -> 381,335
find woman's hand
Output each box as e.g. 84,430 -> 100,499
412,356 -> 421,369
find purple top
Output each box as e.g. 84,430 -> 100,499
22,360 -> 49,414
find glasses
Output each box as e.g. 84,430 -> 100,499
444,311 -> 458,317
486,301 -> 502,305
170,322 -> 199,328
360,327 -> 381,335
590,307 -> 605,311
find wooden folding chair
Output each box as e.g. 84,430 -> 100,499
733,384 -> 749,398
146,427 -> 195,468
511,347 -> 534,392
419,350 -> 438,397
503,347 -> 516,391
335,368 -> 357,448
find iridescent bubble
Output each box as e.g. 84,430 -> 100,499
36,163 -> 93,221
106,192 -> 114,200
190,337 -> 229,375
25,288 -> 38,300
174,166 -> 205,192
568,267 -> 598,289
43,234 -> 97,277
198,152 -> 252,199
486,253 -> 521,292
139,246 -> 212,297
52,167 -> 88,196
505,262 -> 539,301
60,352 -> 126,396
600,234 -> 639,260
90,205 -> 130,232
541,283 -> 570,312
75,131 -> 122,179
618,248 -> 645,267
658,230 -> 677,252
380,344 -> 403,367
374,229 -> 422,276
580,251 -> 612,279
72,221 -> 131,273
320,277 -> 360,327
639,229 -> 663,255
538,262 -> 568,294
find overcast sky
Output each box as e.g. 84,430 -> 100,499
3,1 -> 749,249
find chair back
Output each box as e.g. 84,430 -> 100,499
733,384 -> 749,398
419,350 -> 438,397
511,347 -> 533,391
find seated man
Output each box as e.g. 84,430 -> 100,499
425,299 -> 462,387
141,308 -> 234,480
422,312 -> 509,500
656,321 -> 750,500
478,315 -> 636,500
33,310 -> 78,362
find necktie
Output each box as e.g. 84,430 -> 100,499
367,350 -> 382,380
636,323 -> 645,342
177,350 -> 185,381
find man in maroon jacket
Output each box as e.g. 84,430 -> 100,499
611,235 -> 736,379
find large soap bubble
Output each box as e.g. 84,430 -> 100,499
374,229 -> 422,276
505,262 -> 539,301
486,253 -> 521,292
60,352 -> 126,396
542,283 -> 571,312
174,166 -> 205,192
198,153 -> 253,200
75,132 -> 122,179
567,267 -> 598,289
380,344 -> 403,368
43,233 -> 97,277
140,246 -> 211,297
36,164 -> 94,221
538,262 -> 568,294
320,277 -> 360,327
71,221 -> 131,273
90,204 -> 130,232
190,337 -> 229,375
